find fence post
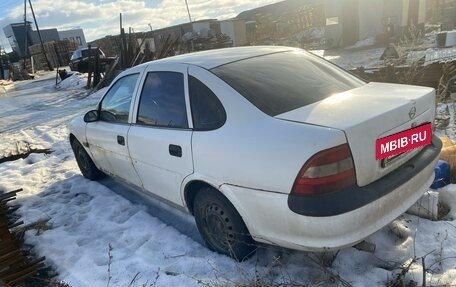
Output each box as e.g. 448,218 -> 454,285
86,44 -> 92,88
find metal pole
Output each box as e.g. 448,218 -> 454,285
120,13 -> 122,34
0,47 -> 4,79
86,44 -> 92,88
23,0 -> 27,69
184,0 -> 192,22
28,0 -> 53,71
120,13 -> 124,68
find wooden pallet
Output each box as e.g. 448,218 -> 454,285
0,189 -> 46,286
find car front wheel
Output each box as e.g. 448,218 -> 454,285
193,187 -> 256,261
71,139 -> 104,180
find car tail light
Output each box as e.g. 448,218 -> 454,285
291,144 -> 356,196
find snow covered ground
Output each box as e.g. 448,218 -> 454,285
1,71 -> 456,287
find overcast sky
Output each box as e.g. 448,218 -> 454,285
0,0 -> 281,53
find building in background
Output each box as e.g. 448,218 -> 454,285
151,21 -> 194,53
219,19 -> 247,46
436,0 -> 456,31
237,0 -> 320,22
91,18 -> 247,60
325,0 -> 427,47
238,0 -> 432,48
3,22 -> 86,58
0,46 -> 9,80
3,23 -> 30,58
236,0 -> 325,46
59,28 -> 87,49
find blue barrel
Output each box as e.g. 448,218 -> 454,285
430,160 -> 451,189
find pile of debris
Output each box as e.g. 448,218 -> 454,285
349,31 -> 456,100
179,31 -> 233,53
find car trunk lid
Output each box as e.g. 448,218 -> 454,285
276,82 -> 436,186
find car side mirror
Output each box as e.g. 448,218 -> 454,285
84,110 -> 99,123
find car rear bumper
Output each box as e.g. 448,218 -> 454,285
288,135 -> 442,216
220,136 -> 441,251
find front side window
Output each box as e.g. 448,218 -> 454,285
99,73 -> 139,123
137,72 -> 188,129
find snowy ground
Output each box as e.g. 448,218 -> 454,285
1,70 -> 456,287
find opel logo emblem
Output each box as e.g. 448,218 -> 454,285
409,107 -> 416,119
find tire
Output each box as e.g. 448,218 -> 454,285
71,139 -> 104,180
193,187 -> 256,261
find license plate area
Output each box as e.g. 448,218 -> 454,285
381,151 -> 407,167
381,146 -> 424,168
376,123 -> 432,161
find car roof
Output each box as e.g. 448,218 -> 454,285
73,47 -> 99,52
147,46 -> 297,69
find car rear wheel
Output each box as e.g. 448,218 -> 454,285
193,187 -> 256,261
71,139 -> 104,180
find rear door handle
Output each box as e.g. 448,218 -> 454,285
169,144 -> 182,157
117,135 -> 125,146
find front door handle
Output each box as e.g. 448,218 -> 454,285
117,135 -> 125,146
169,144 -> 182,157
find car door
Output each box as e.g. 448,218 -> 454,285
128,64 -> 193,205
85,72 -> 143,187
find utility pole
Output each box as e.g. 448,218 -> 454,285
120,13 -> 125,68
184,0 -> 192,22
28,0 -> 53,71
23,0 -> 27,69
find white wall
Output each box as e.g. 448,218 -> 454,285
59,28 -> 87,48
220,20 -> 247,46
192,21 -> 211,34
220,21 -> 234,45
358,0 -> 383,40
400,0 -> 426,27
418,0 -> 426,24
234,20 -> 247,46
324,0 -> 343,47
401,0 -> 409,27
137,37 -> 156,53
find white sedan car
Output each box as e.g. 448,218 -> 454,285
69,46 -> 441,261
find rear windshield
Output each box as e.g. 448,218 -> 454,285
81,49 -> 103,58
211,51 -> 365,116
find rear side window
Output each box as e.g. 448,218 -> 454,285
211,51 -> 365,116
189,76 -> 226,130
137,72 -> 188,129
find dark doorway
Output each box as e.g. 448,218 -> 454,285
342,0 -> 359,46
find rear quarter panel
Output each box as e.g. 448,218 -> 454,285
188,66 -> 348,194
